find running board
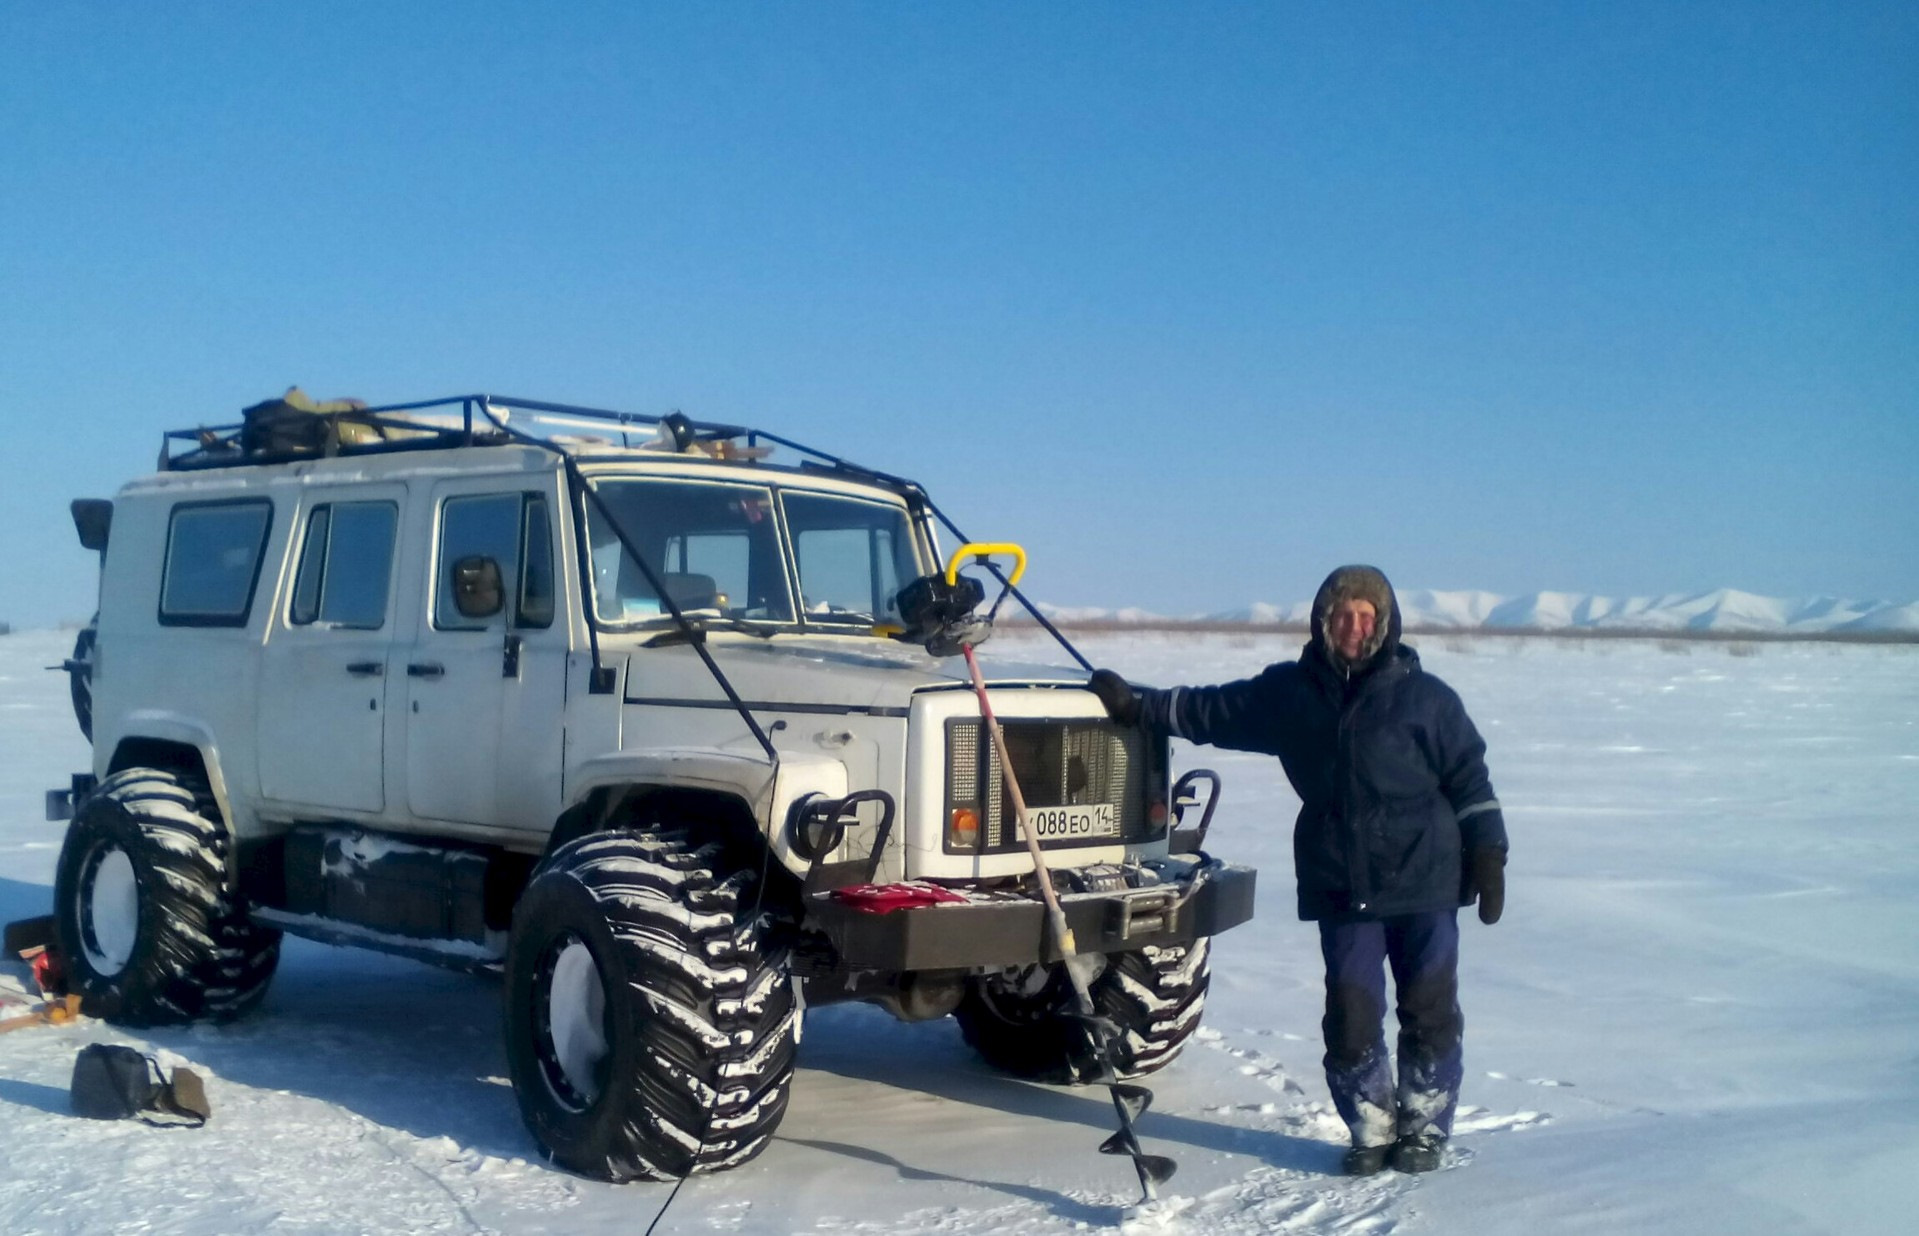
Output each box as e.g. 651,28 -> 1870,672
251,908 -> 506,976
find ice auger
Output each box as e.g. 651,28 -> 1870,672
900,543 -> 1177,1206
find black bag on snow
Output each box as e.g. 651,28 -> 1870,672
70,1044 -> 162,1119
70,1044 -> 210,1126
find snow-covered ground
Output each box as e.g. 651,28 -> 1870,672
2,626 -> 1915,1234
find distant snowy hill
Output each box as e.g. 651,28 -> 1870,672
1037,588 -> 1919,634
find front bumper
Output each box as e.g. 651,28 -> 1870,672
806,855 -> 1256,972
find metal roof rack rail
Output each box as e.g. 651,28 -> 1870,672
157,393 -> 872,476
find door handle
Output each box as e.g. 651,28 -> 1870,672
346,661 -> 384,677
406,662 -> 446,679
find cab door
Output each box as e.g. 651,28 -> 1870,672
257,488 -> 406,815
398,479 -> 567,833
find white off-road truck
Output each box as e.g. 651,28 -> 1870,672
44,394 -> 1255,1181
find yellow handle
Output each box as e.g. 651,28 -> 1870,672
945,542 -> 1027,587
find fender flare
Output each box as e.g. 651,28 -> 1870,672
560,748 -> 854,877
100,713 -> 249,888
104,713 -> 244,834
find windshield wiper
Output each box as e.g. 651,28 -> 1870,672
803,608 -> 878,626
642,614 -> 779,647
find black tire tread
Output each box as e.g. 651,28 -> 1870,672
955,937 -> 1212,1084
507,827 -> 795,1182
55,767 -> 280,1025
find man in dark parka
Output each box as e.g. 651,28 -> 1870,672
1089,565 -> 1508,1176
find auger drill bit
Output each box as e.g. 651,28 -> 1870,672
950,558 -> 1177,1209
1064,988 -> 1177,1202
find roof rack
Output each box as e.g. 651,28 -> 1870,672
158,394 -> 918,493
157,391 -> 1094,671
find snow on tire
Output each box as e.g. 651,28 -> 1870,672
503,829 -> 797,1182
53,767 -> 282,1025
955,937 -> 1212,1084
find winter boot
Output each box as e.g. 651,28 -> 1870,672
1342,1143 -> 1394,1177
1390,1133 -> 1446,1173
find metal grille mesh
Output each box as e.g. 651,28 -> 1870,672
945,719 -> 1145,851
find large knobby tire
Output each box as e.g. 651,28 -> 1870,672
503,829 -> 797,1182
53,768 -> 281,1025
955,938 -> 1212,1084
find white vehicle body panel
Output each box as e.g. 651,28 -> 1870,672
86,436 -> 1149,886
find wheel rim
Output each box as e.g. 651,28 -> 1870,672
535,934 -> 609,1111
78,844 -> 139,976
977,959 -> 1102,1027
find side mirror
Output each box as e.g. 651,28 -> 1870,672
71,499 -> 112,553
451,556 -> 505,619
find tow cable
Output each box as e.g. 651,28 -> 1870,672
901,543 -> 1176,1208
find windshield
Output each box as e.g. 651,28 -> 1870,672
588,479 -> 794,624
585,478 -> 924,630
783,491 -> 923,626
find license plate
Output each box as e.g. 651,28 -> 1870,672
1028,803 -> 1119,840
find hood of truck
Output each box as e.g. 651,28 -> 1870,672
604,629 -> 1088,713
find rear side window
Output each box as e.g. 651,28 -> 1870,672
160,500 -> 273,626
289,502 -> 398,629
434,493 -> 554,631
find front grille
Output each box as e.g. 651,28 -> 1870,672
944,718 -> 1151,853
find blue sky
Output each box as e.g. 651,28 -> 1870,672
2,2 -> 1913,628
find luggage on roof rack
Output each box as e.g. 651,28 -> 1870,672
154,391 -> 921,497
240,387 -> 381,456
163,390 -> 489,471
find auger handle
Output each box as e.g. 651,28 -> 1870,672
945,541 -> 1027,588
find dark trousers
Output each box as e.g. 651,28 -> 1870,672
1318,910 -> 1463,1147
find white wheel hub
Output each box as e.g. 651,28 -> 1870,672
546,940 -> 608,1107
82,846 -> 140,976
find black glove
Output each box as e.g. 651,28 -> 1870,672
1088,669 -> 1140,725
1470,845 -> 1505,925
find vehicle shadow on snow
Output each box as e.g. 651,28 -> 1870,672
131,939 -> 537,1161
0,909 -> 1334,1194
0,882 -> 531,1158
789,1005 -> 1334,1187
0,1078 -> 70,1115
0,876 -> 51,938
779,1135 -> 1118,1225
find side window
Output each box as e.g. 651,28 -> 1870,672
289,502 -> 398,629
160,500 -> 273,626
519,496 -> 555,629
435,492 -> 553,631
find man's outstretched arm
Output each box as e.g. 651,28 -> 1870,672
1089,667 -> 1286,755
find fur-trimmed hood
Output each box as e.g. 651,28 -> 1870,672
1308,564 -> 1402,672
